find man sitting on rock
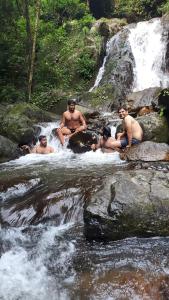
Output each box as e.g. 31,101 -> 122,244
21,135 -> 54,154
91,105 -> 143,151
116,105 -> 143,149
56,99 -> 87,146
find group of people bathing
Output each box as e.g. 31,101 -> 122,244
22,99 -> 143,155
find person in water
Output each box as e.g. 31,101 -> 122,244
91,126 -> 117,153
21,135 -> 54,154
56,99 -> 87,146
91,106 -> 143,152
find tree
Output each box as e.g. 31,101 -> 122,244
28,0 -> 41,101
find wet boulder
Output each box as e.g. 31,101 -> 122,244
137,112 -> 169,143
0,135 -> 21,163
98,26 -> 135,109
126,87 -> 162,113
84,170 -> 169,241
0,103 -> 53,145
121,141 -> 169,161
68,131 -> 98,153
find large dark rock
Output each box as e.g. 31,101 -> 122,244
137,112 -> 169,143
68,131 -> 98,153
80,25 -> 135,111
126,87 -> 162,113
121,141 -> 169,161
98,26 -> 135,108
0,135 -> 22,163
0,103 -> 53,145
84,170 -> 169,241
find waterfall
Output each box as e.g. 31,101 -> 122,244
128,18 -> 169,91
89,37 -> 115,91
90,18 -> 169,93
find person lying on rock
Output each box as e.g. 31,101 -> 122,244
56,99 -> 87,146
91,106 -> 143,152
91,126 -> 117,153
21,135 -> 54,154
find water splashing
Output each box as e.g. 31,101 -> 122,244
128,18 -> 169,91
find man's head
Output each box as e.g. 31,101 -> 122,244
102,126 -> 111,140
38,135 -> 47,147
118,105 -> 128,119
68,99 -> 76,112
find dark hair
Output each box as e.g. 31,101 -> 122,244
38,135 -> 46,142
102,126 -> 111,139
68,99 -> 76,105
117,105 -> 128,112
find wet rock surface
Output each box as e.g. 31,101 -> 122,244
0,135 -> 21,163
126,87 -> 162,112
68,131 -> 99,153
121,141 -> 169,161
84,169 -> 169,241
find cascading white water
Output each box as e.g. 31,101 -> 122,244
90,18 -> 169,93
89,37 -> 115,91
129,18 -> 169,91
3,122 -> 122,167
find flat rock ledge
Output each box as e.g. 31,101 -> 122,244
120,141 -> 169,161
84,169 -> 169,241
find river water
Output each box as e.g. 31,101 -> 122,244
1,122 -> 169,299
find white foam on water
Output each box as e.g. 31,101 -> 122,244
0,178 -> 40,201
2,123 -> 123,169
0,223 -> 75,300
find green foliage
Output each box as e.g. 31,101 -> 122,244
31,87 -> 68,110
76,52 -> 96,80
160,0 -> 169,13
114,0 -> 165,20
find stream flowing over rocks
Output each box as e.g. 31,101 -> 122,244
1,16 -> 169,300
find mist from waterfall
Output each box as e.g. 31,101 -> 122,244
128,18 -> 169,91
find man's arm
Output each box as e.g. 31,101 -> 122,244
91,138 -> 101,151
116,131 -> 126,140
20,145 -> 37,153
79,112 -> 87,130
124,117 -> 132,147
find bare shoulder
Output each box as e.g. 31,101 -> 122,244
75,109 -> 82,115
124,115 -> 132,123
63,111 -> 69,116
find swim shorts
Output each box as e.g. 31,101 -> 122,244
69,128 -> 76,133
120,136 -> 141,148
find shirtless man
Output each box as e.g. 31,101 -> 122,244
56,99 -> 87,145
21,135 -> 54,154
115,105 -> 143,149
91,126 -> 116,153
91,106 -> 143,151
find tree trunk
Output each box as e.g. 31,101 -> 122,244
28,0 -> 41,101
23,0 -> 32,87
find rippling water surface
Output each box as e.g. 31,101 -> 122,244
0,123 -> 169,300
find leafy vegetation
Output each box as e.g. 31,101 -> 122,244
0,0 -> 169,110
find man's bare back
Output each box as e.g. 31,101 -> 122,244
122,115 -> 143,141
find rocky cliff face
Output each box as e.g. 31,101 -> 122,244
99,26 -> 135,108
